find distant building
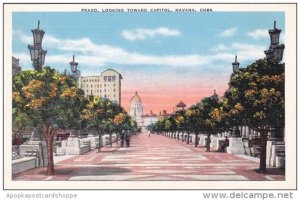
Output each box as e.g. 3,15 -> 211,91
129,91 -> 143,127
176,101 -> 186,111
158,110 -> 172,120
79,69 -> 122,105
12,56 -> 21,76
142,110 -> 158,128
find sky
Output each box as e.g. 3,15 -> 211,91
12,12 -> 285,114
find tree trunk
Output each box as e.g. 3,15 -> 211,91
182,132 -> 184,142
259,130 -> 268,173
98,129 -> 102,152
43,126 -> 55,176
109,133 -> 112,148
187,132 -> 190,144
195,132 -> 198,147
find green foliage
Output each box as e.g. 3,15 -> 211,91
12,67 -> 86,130
150,58 -> 284,137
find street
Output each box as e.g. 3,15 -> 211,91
13,133 -> 284,181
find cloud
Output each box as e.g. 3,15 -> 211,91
210,43 -> 228,52
121,27 -> 180,41
211,42 -> 265,62
13,29 -> 266,71
247,29 -> 269,39
13,29 -> 32,44
220,28 -> 237,37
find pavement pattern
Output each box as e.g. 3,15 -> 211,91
12,133 -> 285,181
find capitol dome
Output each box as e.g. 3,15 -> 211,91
129,91 -> 143,127
130,91 -> 142,103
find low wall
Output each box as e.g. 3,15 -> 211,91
12,157 -> 38,175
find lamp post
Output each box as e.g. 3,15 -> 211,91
69,55 -> 81,80
28,20 -> 47,71
232,55 -> 240,73
264,21 -> 285,61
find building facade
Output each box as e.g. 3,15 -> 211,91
176,101 -> 186,111
142,110 -> 158,129
12,56 -> 21,76
79,69 -> 122,105
129,91 -> 143,127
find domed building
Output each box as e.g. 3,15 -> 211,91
129,91 -> 143,127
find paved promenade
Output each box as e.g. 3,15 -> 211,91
13,133 -> 284,181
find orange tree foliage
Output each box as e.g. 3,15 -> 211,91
12,67 -> 86,175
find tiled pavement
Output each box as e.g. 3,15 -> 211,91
12,133 -> 285,181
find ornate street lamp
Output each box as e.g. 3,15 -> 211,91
264,21 -> 285,61
31,20 -> 45,47
273,44 -> 285,61
264,49 -> 274,59
28,20 -> 47,71
232,55 -> 240,73
70,55 -> 78,74
269,21 -> 281,46
69,55 -> 81,78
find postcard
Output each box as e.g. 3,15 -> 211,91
3,3 -> 297,189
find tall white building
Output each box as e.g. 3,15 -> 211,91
79,69 -> 123,105
129,91 -> 143,127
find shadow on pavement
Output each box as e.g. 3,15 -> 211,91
38,167 -> 132,176
254,168 -> 285,175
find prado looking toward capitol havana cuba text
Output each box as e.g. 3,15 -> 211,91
81,8 -> 213,12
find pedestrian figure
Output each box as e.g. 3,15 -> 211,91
120,130 -> 125,147
221,136 -> 229,152
206,134 -> 211,152
125,131 -> 130,147
148,131 -> 151,137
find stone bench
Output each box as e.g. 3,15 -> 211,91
211,137 -> 225,150
12,157 -> 38,175
24,149 -> 38,157
199,135 -> 207,146
275,156 -> 285,168
66,145 -> 90,155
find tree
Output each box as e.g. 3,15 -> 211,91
228,58 -> 284,172
12,67 -> 85,175
197,95 -> 220,136
114,111 -> 133,146
82,98 -> 122,150
186,105 -> 203,147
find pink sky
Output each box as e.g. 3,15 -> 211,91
121,77 -> 228,115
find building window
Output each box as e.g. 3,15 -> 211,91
114,84 -> 116,87
104,76 -> 108,82
87,84 -> 89,88
87,89 -> 89,93
113,89 -> 116,92
104,84 -> 106,87
100,90 -> 102,93
112,76 -> 116,82
104,89 -> 106,92
105,94 -> 107,97
114,94 -> 116,97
